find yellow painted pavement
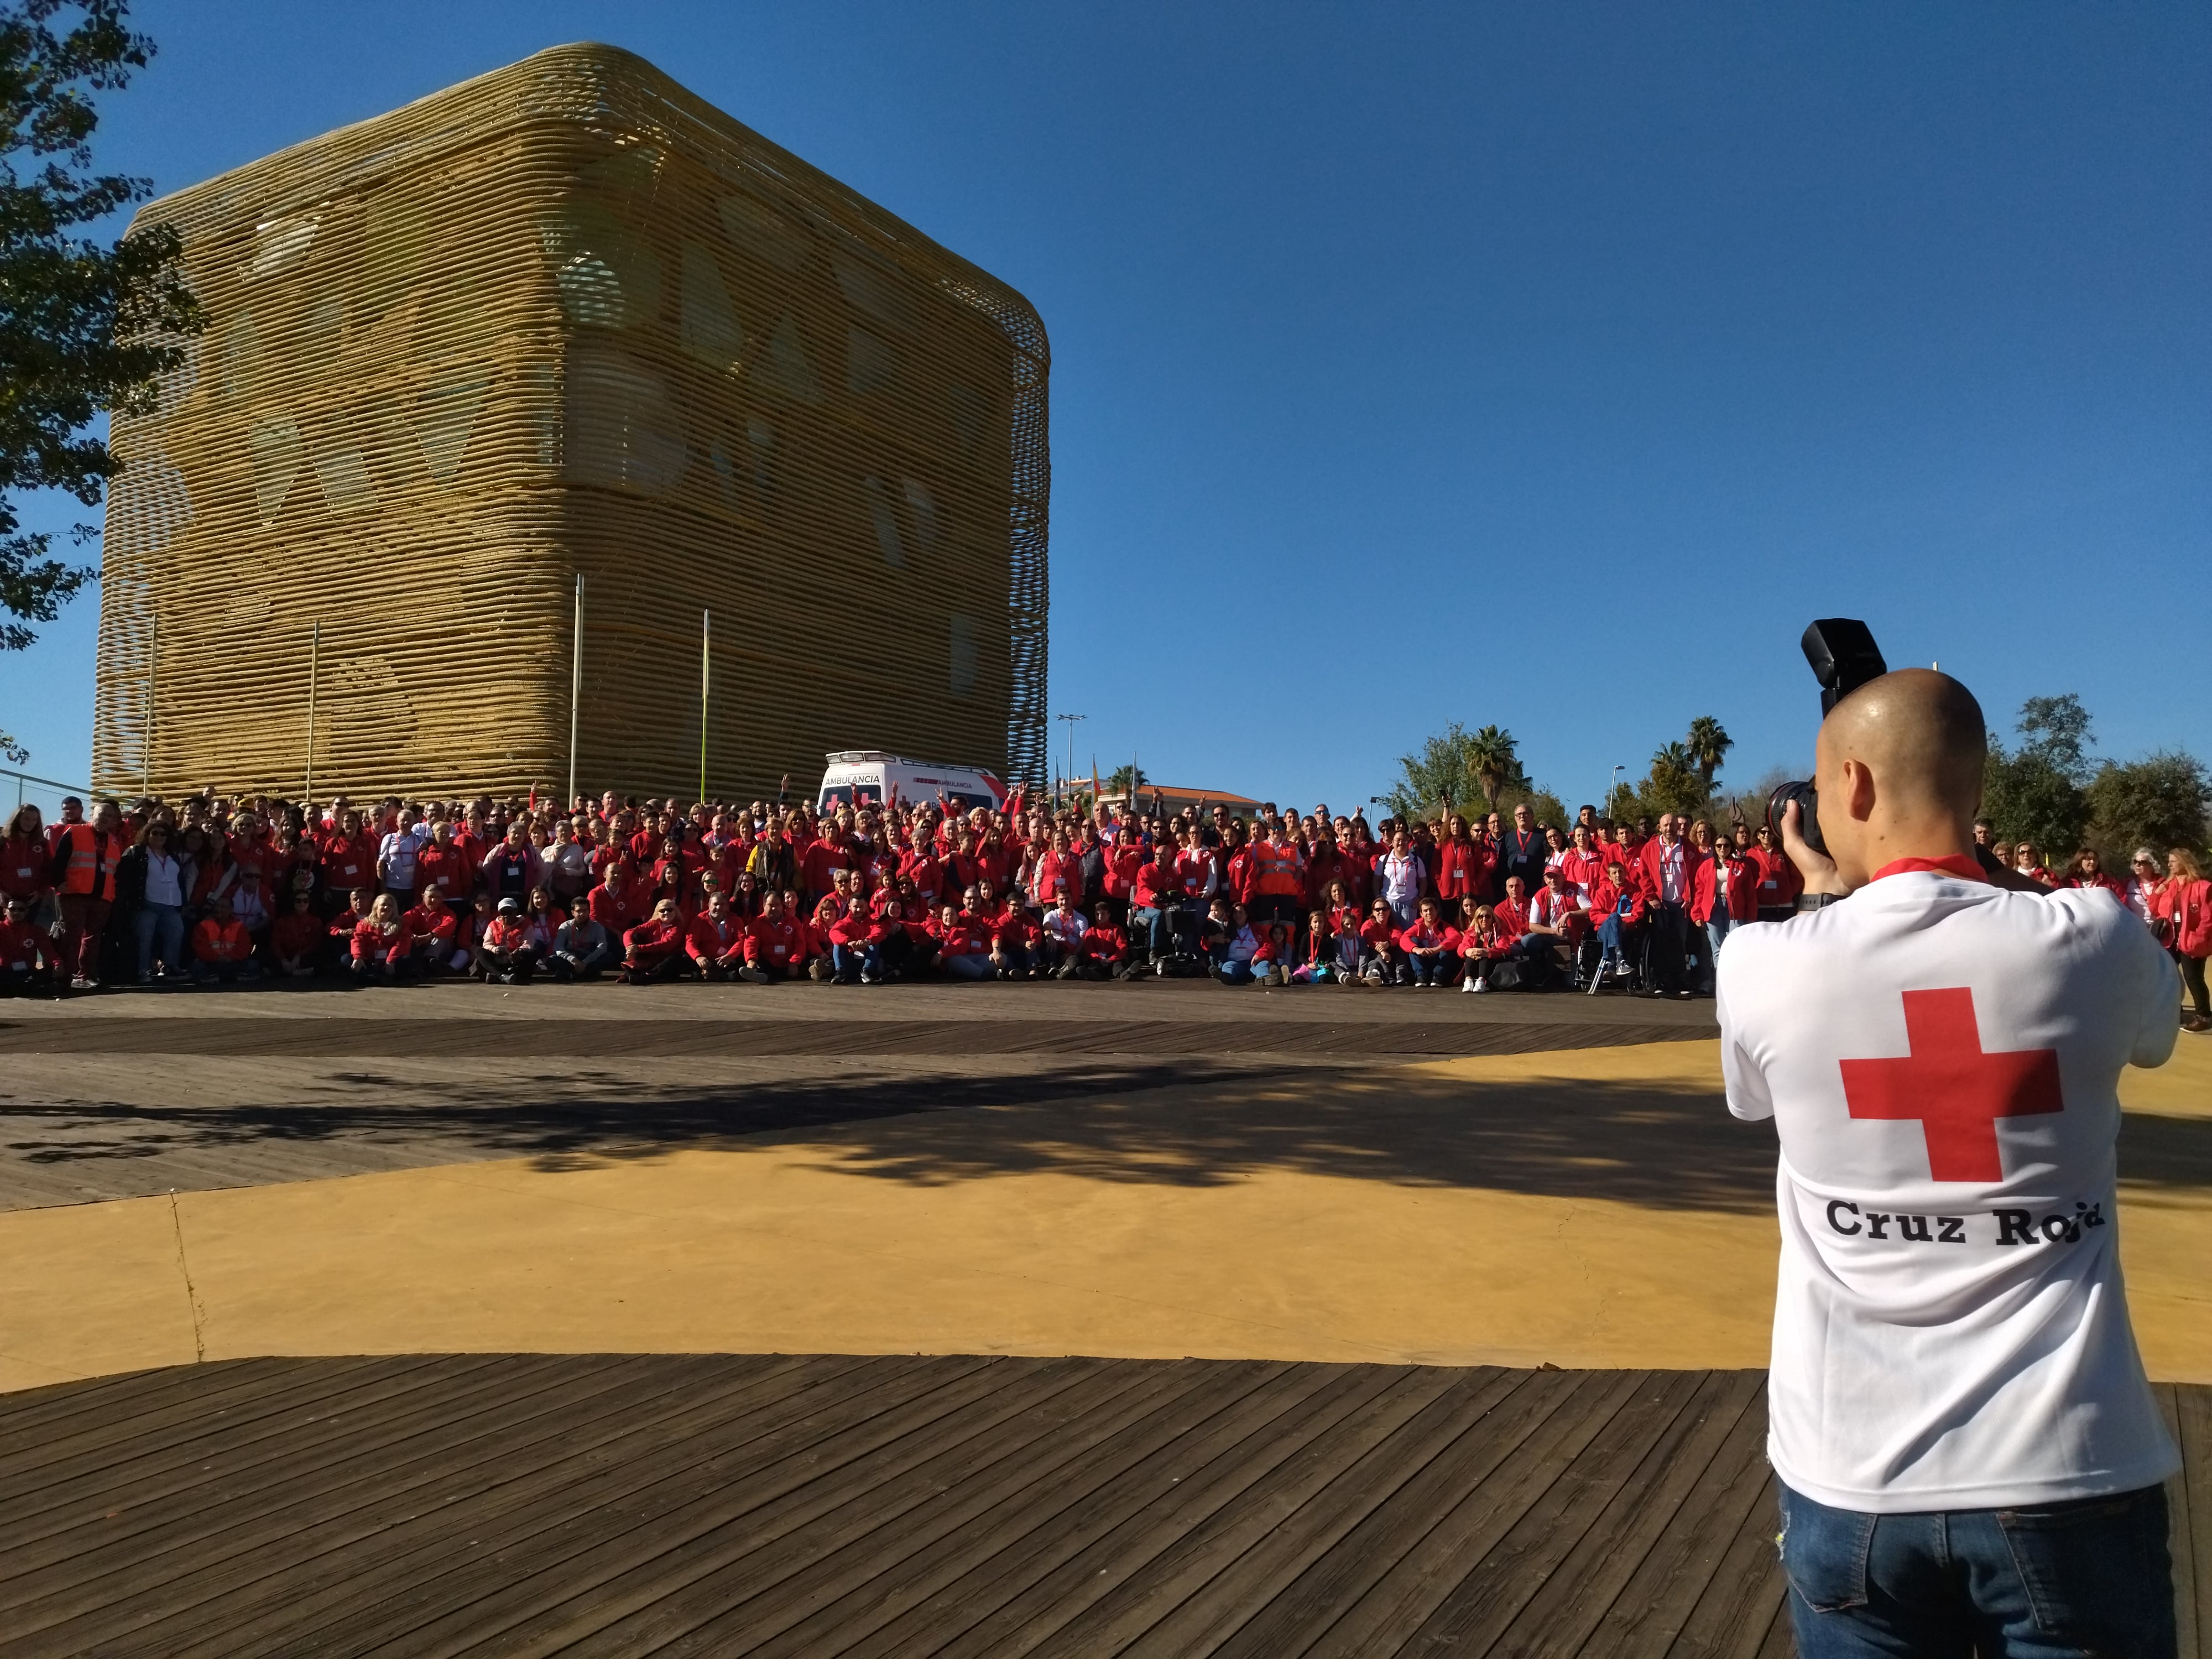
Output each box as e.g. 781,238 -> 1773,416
3,1037 -> 2206,1391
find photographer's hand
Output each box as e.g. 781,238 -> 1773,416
1781,800 -> 1849,897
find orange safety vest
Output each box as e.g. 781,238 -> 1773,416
1254,841 -> 1305,898
58,825 -> 121,901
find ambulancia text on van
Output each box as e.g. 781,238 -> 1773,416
816,752 -> 1009,815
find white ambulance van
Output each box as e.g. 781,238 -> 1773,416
815,752 -> 1009,815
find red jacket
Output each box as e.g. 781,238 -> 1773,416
1131,863 -> 1178,911
624,917 -> 685,959
319,831 -> 377,896
1,917 -> 55,973
269,910 -> 324,963
1751,847 -> 1803,912
1689,853 -> 1759,925
745,912 -> 808,966
1432,839 -> 1491,902
1585,877 -> 1646,928
1,833 -> 46,900
1076,922 -> 1129,962
1634,838 -> 1707,908
588,883 -> 643,935
2164,878 -> 2211,958
403,904 -> 458,954
687,911 -> 747,962
1493,898 -> 1530,942
351,917 -> 413,964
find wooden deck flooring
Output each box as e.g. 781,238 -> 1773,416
3,1356 -> 2206,1657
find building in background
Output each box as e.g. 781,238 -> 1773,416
93,43 -> 1048,802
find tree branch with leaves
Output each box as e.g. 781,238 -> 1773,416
2,0 -> 202,653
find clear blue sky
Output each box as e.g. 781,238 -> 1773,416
4,1 -> 2206,809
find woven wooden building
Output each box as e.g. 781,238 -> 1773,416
93,43 -> 1048,802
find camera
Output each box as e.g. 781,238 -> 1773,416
1766,619 -> 1888,857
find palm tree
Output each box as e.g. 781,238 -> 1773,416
1464,724 -> 1519,813
1686,716 -> 1733,788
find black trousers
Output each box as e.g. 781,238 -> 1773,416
1642,902 -> 1691,993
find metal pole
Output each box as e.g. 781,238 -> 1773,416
143,614 -> 156,799
699,608 -> 710,804
567,574 -> 582,810
304,620 -> 320,802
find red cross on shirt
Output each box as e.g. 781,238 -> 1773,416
1838,988 -> 2063,1182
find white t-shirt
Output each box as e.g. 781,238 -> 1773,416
1718,868 -> 2179,1512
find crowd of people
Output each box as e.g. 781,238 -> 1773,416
2,781 -> 2206,1027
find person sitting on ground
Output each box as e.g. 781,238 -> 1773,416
934,901 -> 993,980
1072,909 -> 1130,979
826,899 -> 876,984
988,902 -> 1040,980
1295,908 -> 1335,985
1457,903 -> 1507,993
548,904 -> 611,982
477,895 -> 549,983
686,891 -> 748,982
0,892 -> 59,997
349,894 -> 415,985
1213,902 -> 1265,984
1356,897 -> 1401,985
404,888 -> 461,975
267,890 -> 324,980
1247,919 -> 1298,987
1397,895 -> 1460,988
190,894 -> 259,986
739,889 -> 808,984
620,899 -> 689,983
1040,891 -> 1089,977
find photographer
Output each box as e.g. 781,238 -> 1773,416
1719,667 -> 2180,1652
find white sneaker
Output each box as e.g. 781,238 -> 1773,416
1460,976 -> 1477,993
70,975 -> 93,992
1470,978 -> 1489,993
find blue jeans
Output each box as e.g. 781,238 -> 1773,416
1703,914 -> 1733,990
1131,904 -> 1189,958
134,902 -> 185,978
1779,1481 -> 2174,1658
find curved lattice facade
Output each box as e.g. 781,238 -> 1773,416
94,43 -> 1049,801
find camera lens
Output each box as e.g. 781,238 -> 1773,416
1767,780 -> 1824,857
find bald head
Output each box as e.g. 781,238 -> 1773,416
1818,669 -> 1985,819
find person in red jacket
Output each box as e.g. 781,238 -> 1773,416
267,890 -> 325,979
739,889 -> 809,983
2064,848 -> 2127,900
189,894 -> 259,985
620,899 -> 690,983
1396,896 -> 1461,988
587,865 -> 644,938
989,905 -> 1040,980
1750,822 -> 1803,921
317,808 -> 378,912
2,805 -> 50,915
1073,912 -> 1131,979
1,891 -> 59,996
1354,897 -> 1401,985
2162,847 -> 2210,1032
1632,813 -> 1705,999
933,901 -> 993,980
1456,903 -> 1510,992
687,892 -> 748,981
349,894 -> 416,984
825,899 -> 878,984
404,891 -> 462,975
1583,860 -> 1647,992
